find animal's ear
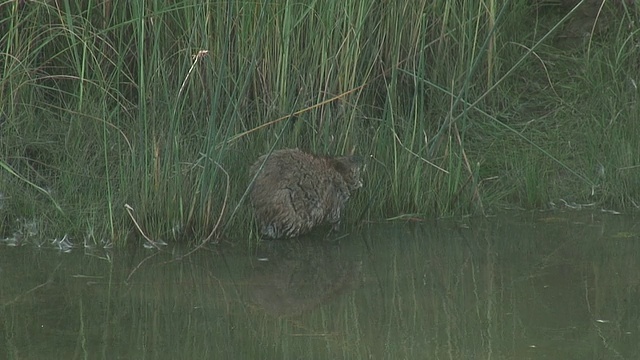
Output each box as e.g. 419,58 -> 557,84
331,158 -> 347,173
333,156 -> 363,173
349,156 -> 364,169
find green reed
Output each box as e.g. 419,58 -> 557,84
0,0 -> 638,245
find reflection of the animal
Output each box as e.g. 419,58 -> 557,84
247,240 -> 362,316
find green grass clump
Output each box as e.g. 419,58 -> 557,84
1,0 -> 639,246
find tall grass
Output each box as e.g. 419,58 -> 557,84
0,0 -> 639,246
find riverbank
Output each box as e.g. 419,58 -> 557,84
1,0 -> 638,246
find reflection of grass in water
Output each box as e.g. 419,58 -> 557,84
3,217 -> 640,358
320,220 -> 640,358
611,232 -> 636,239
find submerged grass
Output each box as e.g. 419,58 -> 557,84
0,0 -> 639,246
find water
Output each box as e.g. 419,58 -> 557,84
1,212 -> 639,359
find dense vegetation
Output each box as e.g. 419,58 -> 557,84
0,0 -> 638,246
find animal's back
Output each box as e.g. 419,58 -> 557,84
249,148 -> 361,239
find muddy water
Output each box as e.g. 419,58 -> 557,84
1,212 -> 639,359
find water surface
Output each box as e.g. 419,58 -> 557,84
1,212 -> 639,359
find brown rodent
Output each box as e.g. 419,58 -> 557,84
249,148 -> 363,239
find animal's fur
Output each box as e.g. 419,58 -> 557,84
249,148 -> 363,239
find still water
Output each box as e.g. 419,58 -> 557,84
1,212 -> 639,359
